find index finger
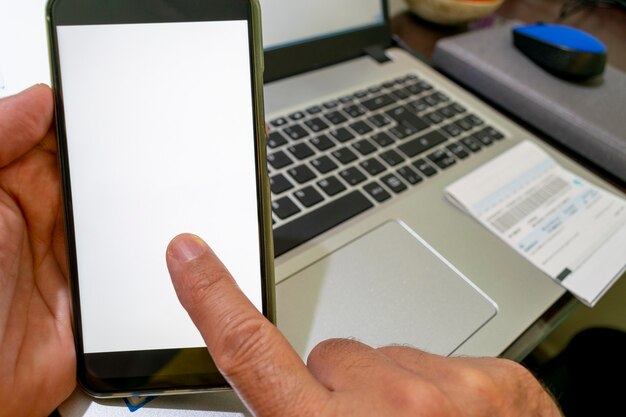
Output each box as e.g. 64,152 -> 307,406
166,234 -> 330,417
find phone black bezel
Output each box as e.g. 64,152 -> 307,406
47,0 -> 272,397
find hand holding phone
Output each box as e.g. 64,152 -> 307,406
0,86 -> 76,417
47,0 -> 273,397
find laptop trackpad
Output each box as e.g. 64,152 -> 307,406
276,220 -> 498,359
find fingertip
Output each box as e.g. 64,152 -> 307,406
167,233 -> 210,265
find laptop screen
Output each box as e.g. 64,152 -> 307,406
260,0 -> 385,51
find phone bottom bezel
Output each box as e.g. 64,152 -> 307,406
79,347 -> 229,398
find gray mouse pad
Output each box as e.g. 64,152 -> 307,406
276,220 -> 498,358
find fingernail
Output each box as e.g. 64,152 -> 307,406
169,234 -> 208,263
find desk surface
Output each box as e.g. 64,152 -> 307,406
392,0 -> 626,71
392,0 -> 626,192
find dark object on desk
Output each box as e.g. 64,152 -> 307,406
525,327 -> 626,417
513,23 -> 607,80
432,21 -> 626,183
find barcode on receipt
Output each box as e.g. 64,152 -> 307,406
489,175 -> 570,233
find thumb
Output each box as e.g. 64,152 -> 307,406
0,84 -> 53,168
166,234 -> 329,417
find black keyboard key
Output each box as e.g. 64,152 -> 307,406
379,149 -> 405,166
438,105 -> 457,119
288,165 -> 317,184
330,127 -> 355,143
457,118 -> 474,132
310,155 -> 338,174
364,182 -> 391,203
343,104 -> 366,118
381,174 -> 407,193
482,126 -> 505,140
323,100 -> 339,109
446,143 -> 470,159
424,111 -> 444,125
340,167 -> 367,186
389,125 -> 414,140
288,143 -> 315,160
416,80 -> 433,91
407,98 -> 429,113
267,150 -> 293,169
397,166 -> 423,185
294,186 -> 324,208
434,156 -> 456,170
428,150 -> 456,170
270,174 -> 294,194
427,149 -> 449,162
317,176 -> 346,197
273,191 -> 373,256
451,103 -> 466,113
404,82 -> 424,96
354,90 -> 368,98
306,105 -> 322,115
352,139 -> 377,156
360,158 -> 387,176
371,132 -> 395,147
398,130 -> 447,158
270,117 -> 288,127
361,94 -> 396,111
413,159 -> 438,177
324,110 -> 348,125
284,124 -> 309,140
310,134 -> 335,151
433,92 -> 450,102
268,131 -> 288,148
442,123 -> 463,137
339,95 -> 354,104
272,196 -> 300,220
461,136 -> 482,152
382,81 -> 395,89
423,94 -> 440,107
304,117 -> 330,133
289,111 -> 306,121
349,120 -> 374,135
332,147 -> 358,164
386,105 -> 430,133
473,129 -> 494,146
465,114 -> 485,127
368,114 -> 391,128
368,85 -> 382,94
390,88 -> 410,100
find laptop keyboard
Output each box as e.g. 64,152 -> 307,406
268,74 -> 506,256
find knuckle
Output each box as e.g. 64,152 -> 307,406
388,376 -> 453,416
213,313 -> 277,378
456,365 -> 499,397
181,263 -> 232,310
309,338 -> 353,361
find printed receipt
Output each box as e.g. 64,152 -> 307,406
445,141 -> 626,306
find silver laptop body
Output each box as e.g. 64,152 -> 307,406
261,0 -> 611,359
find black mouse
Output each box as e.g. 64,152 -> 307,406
512,23 -> 607,80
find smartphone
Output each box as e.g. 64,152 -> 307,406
47,0 -> 274,398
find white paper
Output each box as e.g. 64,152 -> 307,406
445,141 -> 626,306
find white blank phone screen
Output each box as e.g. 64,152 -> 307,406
57,21 -> 262,354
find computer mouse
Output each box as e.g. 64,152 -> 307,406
512,23 -> 607,80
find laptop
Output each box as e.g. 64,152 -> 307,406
262,0 -> 505,359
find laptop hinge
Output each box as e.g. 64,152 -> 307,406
364,44 -> 391,64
